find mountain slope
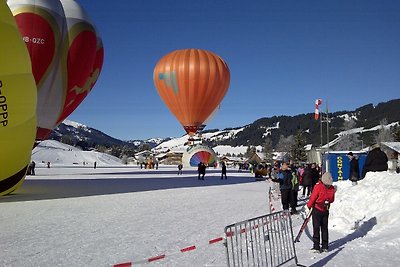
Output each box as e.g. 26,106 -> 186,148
51,99 -> 400,151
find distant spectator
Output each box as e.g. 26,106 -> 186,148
221,162 -> 227,180
47,162 -> 51,168
289,163 -> 299,214
201,163 -> 206,179
30,161 -> 36,175
362,143 -> 388,178
177,164 -> 183,175
198,162 -> 206,180
27,163 -> 32,175
94,161 -> 97,169
347,152 -> 360,185
302,164 -> 313,197
311,163 -> 320,191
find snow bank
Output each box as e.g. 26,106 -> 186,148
330,171 -> 400,243
32,140 -> 123,166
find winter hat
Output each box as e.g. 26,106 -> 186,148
321,172 -> 333,186
347,152 -> 353,156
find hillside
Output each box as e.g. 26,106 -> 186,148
50,99 -> 400,151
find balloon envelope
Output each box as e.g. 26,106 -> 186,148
7,0 -> 103,141
182,145 -> 217,168
153,49 -> 230,136
0,1 -> 37,196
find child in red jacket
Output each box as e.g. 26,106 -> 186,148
307,172 -> 335,252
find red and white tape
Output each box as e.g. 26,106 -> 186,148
113,236 -> 225,266
268,187 -> 277,213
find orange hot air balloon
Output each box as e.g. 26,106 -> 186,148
153,49 -> 230,136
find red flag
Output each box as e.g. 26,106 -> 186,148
315,99 -> 322,120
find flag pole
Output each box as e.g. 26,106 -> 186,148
320,109 -> 323,147
326,100 -> 330,153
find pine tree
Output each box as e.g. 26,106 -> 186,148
334,119 -> 362,150
392,125 -> 400,142
276,135 -> 294,152
374,118 -> 394,144
291,131 -> 307,162
263,138 -> 274,162
245,145 -> 256,158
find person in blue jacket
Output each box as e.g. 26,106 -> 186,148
271,163 -> 295,213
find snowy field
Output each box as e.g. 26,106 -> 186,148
1,165 -> 400,267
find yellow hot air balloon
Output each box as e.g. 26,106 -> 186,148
153,49 -> 230,136
0,1 -> 37,196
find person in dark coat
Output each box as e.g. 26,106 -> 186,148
221,162 -> 227,179
198,162 -> 206,180
310,163 -> 320,191
197,162 -> 202,180
362,144 -> 388,178
301,164 -> 313,197
30,161 -> 36,175
271,163 -> 293,212
177,164 -> 183,175
347,152 -> 360,185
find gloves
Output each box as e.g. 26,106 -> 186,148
302,205 -> 310,214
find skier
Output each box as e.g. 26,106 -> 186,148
305,172 -> 335,253
347,152 -> 360,185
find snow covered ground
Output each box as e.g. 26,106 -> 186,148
1,164 -> 400,267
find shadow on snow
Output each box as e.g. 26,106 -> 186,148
307,217 -> 377,267
1,170 -> 256,202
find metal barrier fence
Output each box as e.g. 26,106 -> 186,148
224,210 -> 298,267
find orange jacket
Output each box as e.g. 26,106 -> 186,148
307,182 -> 335,212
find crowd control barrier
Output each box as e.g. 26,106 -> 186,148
224,210 -> 298,267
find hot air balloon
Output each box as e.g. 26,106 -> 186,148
7,0 -> 103,141
153,49 -> 230,136
182,144 -> 217,168
0,1 -> 37,196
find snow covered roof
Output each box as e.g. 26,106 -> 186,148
381,142 -> 400,153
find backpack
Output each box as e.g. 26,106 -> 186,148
292,172 -> 299,189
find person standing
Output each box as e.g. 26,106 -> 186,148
177,164 -> 183,175
362,143 -> 388,178
221,162 -> 227,179
310,163 -> 320,192
290,163 -> 299,214
347,152 -> 360,185
197,162 -> 202,180
301,164 -> 313,197
200,163 -> 206,180
271,163 -> 293,212
306,172 -> 335,253
30,161 -> 36,175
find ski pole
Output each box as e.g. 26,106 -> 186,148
294,207 -> 313,243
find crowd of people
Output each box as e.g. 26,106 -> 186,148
266,142 -> 390,253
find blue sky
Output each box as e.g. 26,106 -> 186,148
69,0 -> 400,140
